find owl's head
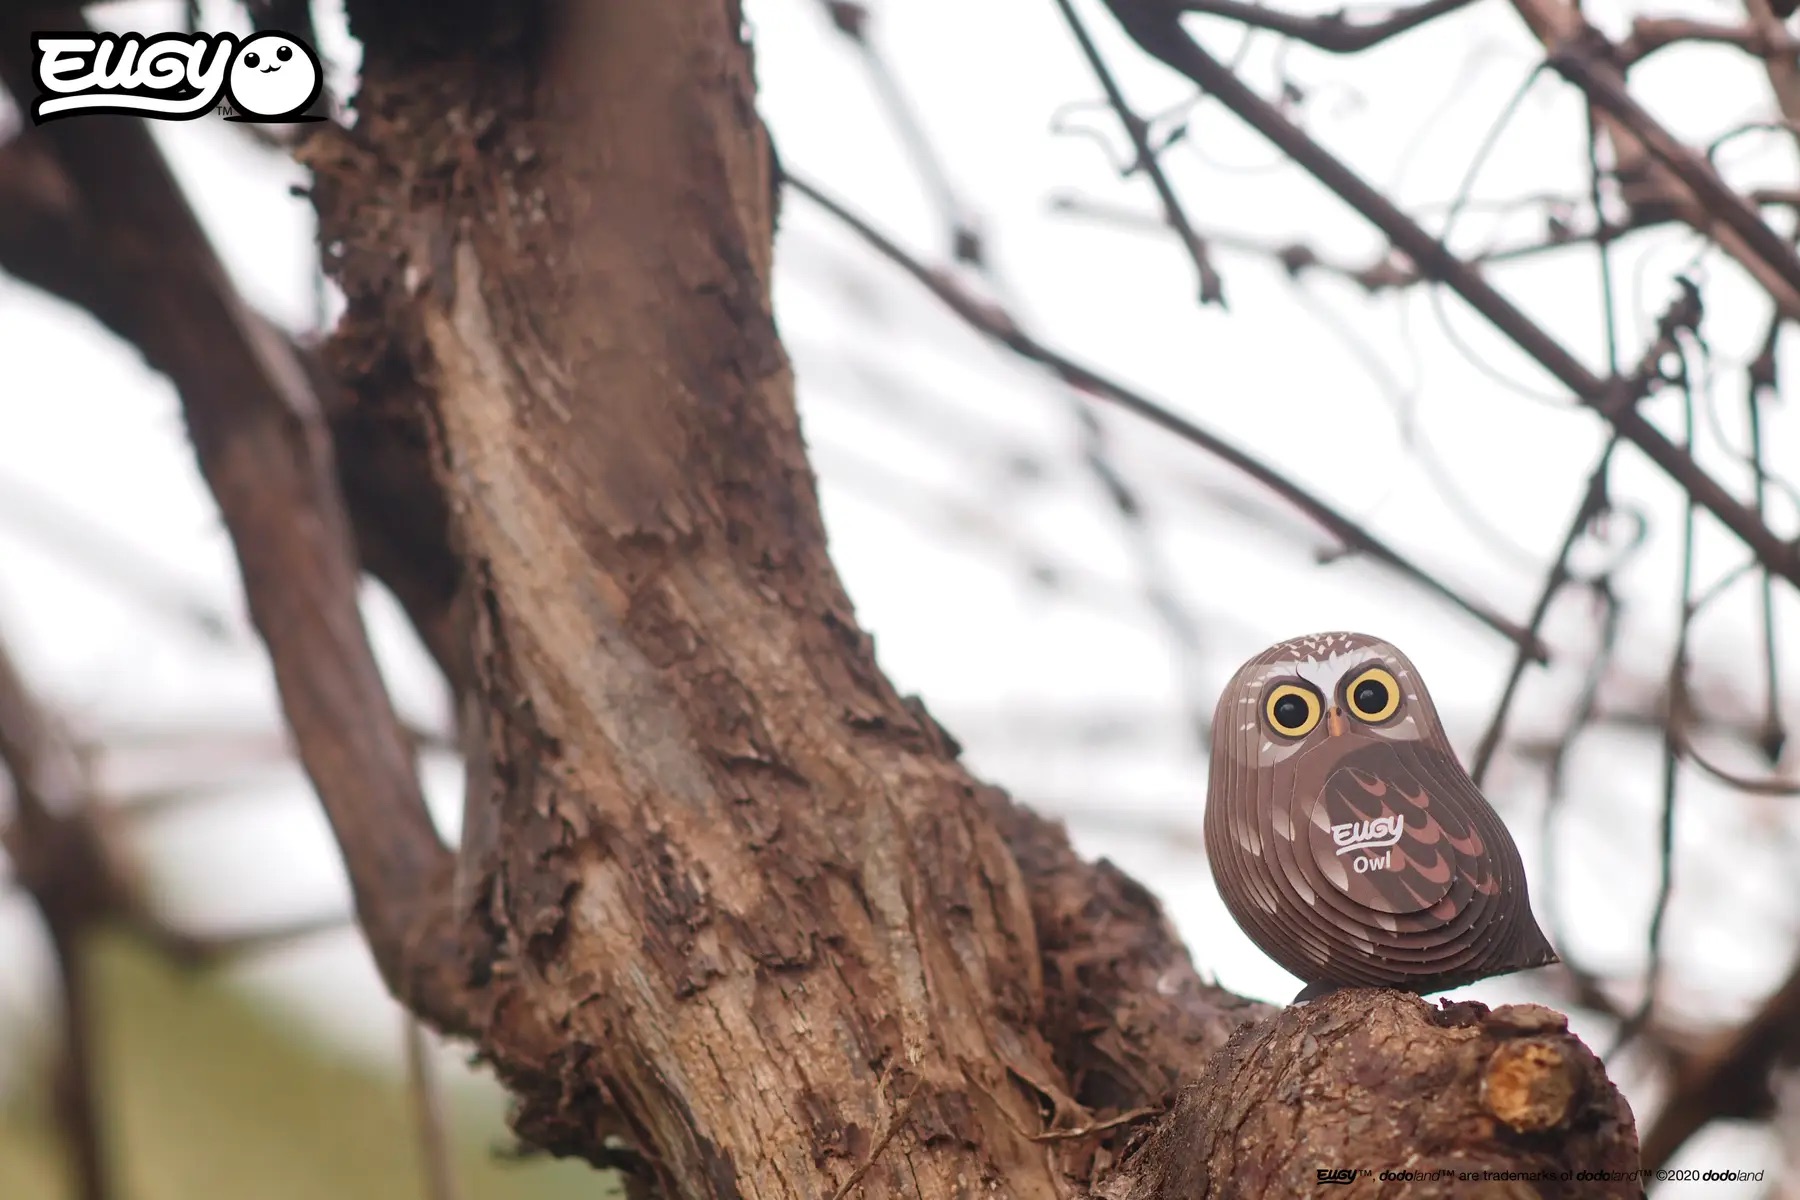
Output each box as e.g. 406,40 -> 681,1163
1211,630 -> 1446,769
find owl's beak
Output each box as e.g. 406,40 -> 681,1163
1327,706 -> 1345,737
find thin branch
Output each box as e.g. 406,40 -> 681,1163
1611,338 -> 1703,1060
1663,560 -> 1800,797
1746,322 -> 1788,766
829,1093 -> 918,1200
0,472 -> 240,646
1640,953 -> 1800,1170
405,1017 -> 465,1200
1178,0 -> 1479,52
1546,40 -> 1800,304
1495,0 -> 1800,317
0,636 -> 115,1200
1617,15 -> 1800,66
1468,442 -> 1618,786
816,1 -> 1218,743
1049,191 -> 1654,289
789,173 -> 1550,660
1536,584 -> 1624,1018
0,12 -> 475,1035
1471,282 -> 1699,780
1744,0 -> 1800,157
1053,0 -> 1225,304
1529,109 -> 1630,1020
1092,3 -> 1800,597
130,911 -> 351,969
811,1 -> 978,261
1029,1105 -> 1161,1141
47,919 -> 110,1200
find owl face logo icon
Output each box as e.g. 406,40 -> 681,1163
28,28 -> 325,124
224,33 -> 322,120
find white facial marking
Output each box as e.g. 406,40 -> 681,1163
228,33 -> 318,117
1289,648 -> 1369,700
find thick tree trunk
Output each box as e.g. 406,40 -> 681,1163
0,1 -> 1639,1197
301,3 -> 1643,1197
298,8 -> 1645,1192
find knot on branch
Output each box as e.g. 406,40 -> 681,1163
1098,990 -> 1638,1199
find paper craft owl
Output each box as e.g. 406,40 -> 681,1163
1205,631 -> 1558,1002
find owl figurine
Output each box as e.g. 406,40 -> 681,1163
1205,631 -> 1558,1002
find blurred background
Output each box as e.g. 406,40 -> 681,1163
2,0 -> 1798,1193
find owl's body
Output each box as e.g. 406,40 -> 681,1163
1205,631 -> 1557,999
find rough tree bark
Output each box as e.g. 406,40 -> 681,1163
0,1 -> 1642,1197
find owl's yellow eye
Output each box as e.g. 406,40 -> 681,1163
1264,683 -> 1322,737
1345,666 -> 1401,723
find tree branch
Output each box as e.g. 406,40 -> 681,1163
0,7 -> 479,1038
0,636 -> 117,1200
0,2 -> 1648,1194
1102,994 -> 1639,1198
1499,0 -> 1800,316
787,174 -> 1549,661
1178,0 -> 1479,53
1546,37 -> 1800,304
1054,0 -> 1226,304
1094,2 -> 1800,599
1640,955 -> 1800,1170
1618,15 -> 1800,65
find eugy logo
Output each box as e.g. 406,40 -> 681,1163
1315,1168 -> 1370,1186
29,30 -> 324,124
1331,814 -> 1404,873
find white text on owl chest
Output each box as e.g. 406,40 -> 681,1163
1331,815 -> 1403,873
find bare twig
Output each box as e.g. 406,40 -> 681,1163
0,637 -> 118,1200
1546,42 -> 1800,303
789,174 -> 1549,660
818,2 -> 1217,741
1747,314 -> 1789,767
132,911 -> 351,969
1535,584 -> 1624,1016
1092,3 -> 1800,596
1610,339 -> 1703,1060
0,8 -> 473,1035
1471,282 -> 1698,780
1497,0 -> 1800,317
0,472 -> 240,645
1617,16 -> 1800,65
47,922 -> 110,1200
1030,1105 -> 1161,1141
1053,0 -> 1225,304
405,1017 -> 465,1200
1179,0 -> 1479,52
1662,556 -> 1800,797
829,1094 -> 918,1200
1639,953 -> 1800,1170
811,0 -> 977,261
1468,443 -> 1618,786
1049,192 -> 1652,290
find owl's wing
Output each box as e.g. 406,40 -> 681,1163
1305,738 -> 1517,922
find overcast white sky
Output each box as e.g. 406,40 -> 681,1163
3,0 -> 1798,1187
